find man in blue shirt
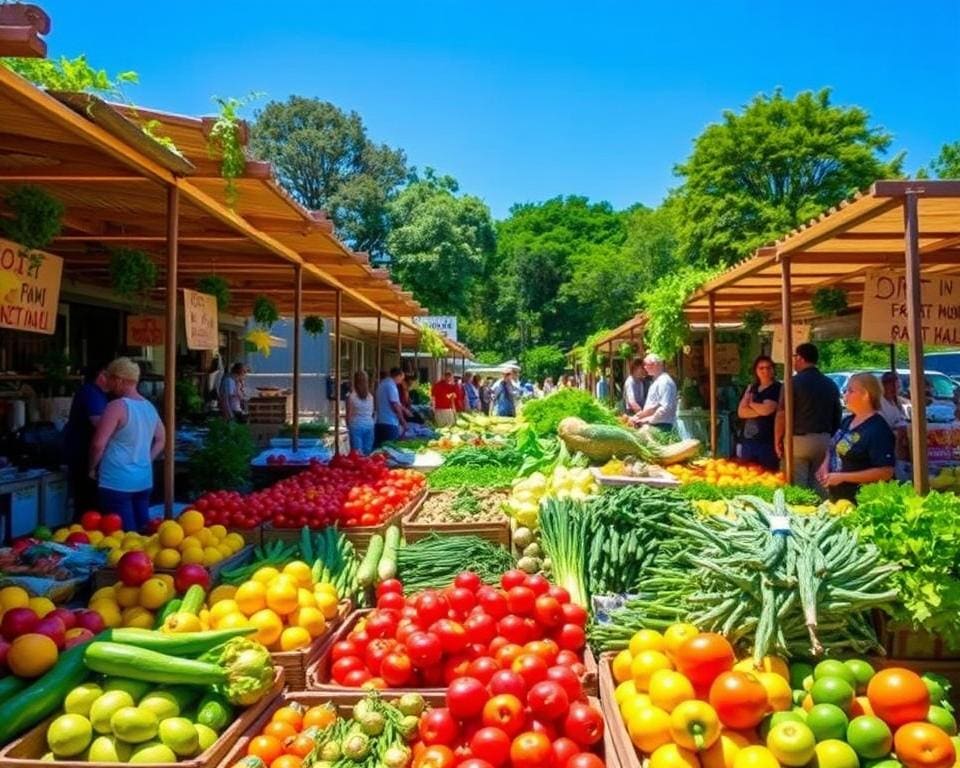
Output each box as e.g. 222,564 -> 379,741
374,367 -> 407,447
63,363 -> 111,516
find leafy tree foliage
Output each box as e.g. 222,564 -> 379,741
675,88 -> 903,266
928,141 -> 960,179
638,266 -> 718,359
387,170 -> 495,314
251,97 -> 408,258
520,344 -> 567,384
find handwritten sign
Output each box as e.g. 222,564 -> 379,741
183,288 -> 218,350
772,325 -> 812,363
861,270 -> 960,345
126,315 -> 165,347
415,315 -> 458,341
0,238 -> 63,335
707,343 -> 741,375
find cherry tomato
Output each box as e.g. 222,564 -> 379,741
509,731 -> 552,768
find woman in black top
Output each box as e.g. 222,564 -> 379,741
737,355 -> 782,470
817,372 -> 895,502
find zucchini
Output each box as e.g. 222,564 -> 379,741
196,691 -> 233,732
84,642 -> 226,685
0,634 -> 93,744
104,627 -> 253,656
0,674 -> 28,700
155,598 -> 181,628
181,585 -> 206,615
377,526 -> 401,582
357,534 -> 384,588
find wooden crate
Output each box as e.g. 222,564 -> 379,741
271,599 -> 352,691
93,544 -> 256,590
401,490 -> 511,547
230,525 -> 262,548
875,611 -> 960,660
599,652 -> 642,768
307,608 -> 598,696
0,667 -> 284,768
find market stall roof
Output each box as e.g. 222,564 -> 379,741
591,314 -> 648,350
683,180 -> 960,325
0,67 -> 425,323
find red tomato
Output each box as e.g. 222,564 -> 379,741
482,694 -> 526,737
413,745 -> 456,768
470,727 -> 511,768
523,573 -> 550,596
550,737 -> 580,768
364,638 -> 396,674
533,596 -> 564,628
443,653 -> 473,684
567,754 -> 605,768
447,676 -> 489,720
894,721 -> 956,768
416,591 -> 450,626
673,633 -> 736,690
506,586 -> 536,616
498,615 -> 532,645
447,587 -> 477,614
467,656 -> 501,685
501,570 -> 527,590
563,702 -> 604,748
512,653 -> 549,690
477,587 -> 509,619
431,619 -> 469,654
331,640 -> 359,661
464,612 -> 498,646
547,585 -> 571,604
331,656 -> 365,685
380,651 -> 413,687
868,668 -> 931,727
494,643 -> 525,669
489,669 -> 527,699
527,680 -> 571,721
709,671 -> 769,730
458,760 -> 495,768
560,603 -> 588,627
455,571 -> 483,592
546,665 -> 583,702
525,639 -> 560,666
556,624 -> 586,652
556,650 -> 580,668
377,592 -> 406,611
419,708 -> 459,747
343,668 -> 372,687
510,731 -> 552,768
407,631 -> 443,669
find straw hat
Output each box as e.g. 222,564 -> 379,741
106,357 -> 141,382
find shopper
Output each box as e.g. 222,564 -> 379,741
374,367 -> 407,447
630,354 -> 678,432
218,362 -> 249,422
491,370 -> 520,417
463,374 -> 480,412
879,371 -> 907,429
432,370 -> 459,427
479,377 -> 494,415
595,369 -> 610,400
346,371 -> 375,455
737,355 -> 782,470
816,372 -> 895,502
89,358 -> 164,532
453,375 -> 467,412
63,362 -> 111,515
542,377 -> 556,396
623,358 -> 649,417
775,343 -> 842,491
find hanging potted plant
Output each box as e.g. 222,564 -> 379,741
109,247 -> 157,307
811,287 -> 847,317
303,315 -> 325,337
0,185 -> 64,274
196,275 -> 231,312
252,294 -> 279,328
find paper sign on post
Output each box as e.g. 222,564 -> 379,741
0,238 -> 63,335
183,288 -> 218,350
772,325 -> 811,363
127,315 -> 165,347
861,270 -> 960,345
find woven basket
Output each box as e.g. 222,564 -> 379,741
92,544 -> 255,590
401,490 -> 511,547
0,667 -> 284,768
271,599 -> 351,691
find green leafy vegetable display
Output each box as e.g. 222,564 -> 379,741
426,465 -> 517,490
676,481 -> 820,506
520,389 -> 617,437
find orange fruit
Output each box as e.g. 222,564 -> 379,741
217,612 -> 249,630
114,585 -> 141,609
630,629 -> 667,656
612,650 -> 634,683
314,592 -> 339,620
266,581 -> 298,616
631,650 -> 673,691
8,633 -> 58,677
210,599 -> 240,626
734,656 -> 790,681
248,735 -> 283,765
292,607 -> 326,639
139,578 -> 171,610
649,743 -> 700,768
302,705 -> 336,730
648,669 -> 696,712
0,586 -> 29,611
157,521 -> 184,548
272,706 -> 304,731
249,609 -> 283,646
271,756 -> 302,768
757,671 -> 793,712
664,623 -> 699,660
628,706 -> 673,753
733,746 -> 779,768
280,626 -> 312,651
178,509 -> 204,535
263,720 -> 297,741
282,561 -> 313,588
27,596 -> 55,617
296,588 -> 317,610
702,734 -> 744,768
235,581 -> 267,616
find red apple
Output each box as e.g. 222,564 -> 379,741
49,608 -> 77,631
35,616 -> 66,649
73,610 -> 105,634
64,627 -> 94,649
79,511 -> 102,531
146,518 -> 162,535
0,638 -> 9,671
65,531 -> 90,546
99,513 -> 123,534
117,551 -> 153,586
1,607 -> 38,640
174,564 -> 210,594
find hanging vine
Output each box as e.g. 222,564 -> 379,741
252,294 -> 279,329
638,266 -> 718,359
742,309 -> 767,336
811,287 -> 848,317
109,248 -> 157,306
617,342 -> 635,360
207,93 -> 261,206
303,315 -> 325,337
197,275 -> 231,312
419,326 -> 449,358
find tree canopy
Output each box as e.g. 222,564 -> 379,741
520,344 -> 567,384
928,141 -> 960,179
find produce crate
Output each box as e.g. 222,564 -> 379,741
92,544 -> 256,590
262,487 -> 426,552
229,525 -> 263,548
272,599 -> 352,691
0,666 -> 285,768
874,611 -> 960,660
401,490 -> 511,547
307,608 -> 599,696
599,651 -> 642,768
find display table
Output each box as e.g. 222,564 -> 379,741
0,468 -> 67,541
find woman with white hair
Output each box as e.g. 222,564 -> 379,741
89,357 -> 165,531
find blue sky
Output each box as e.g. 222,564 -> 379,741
39,0 -> 960,218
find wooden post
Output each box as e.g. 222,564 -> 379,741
333,290 -> 342,456
396,320 -> 402,368
163,185 -> 178,519
903,193 -> 929,493
707,293 -> 718,456
781,257 -> 795,484
292,264 -> 302,453
376,314 -> 382,377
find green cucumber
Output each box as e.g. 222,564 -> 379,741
102,676 -> 153,701
357,534 -> 384,588
180,585 -> 206,615
84,642 -> 226,686
0,675 -> 28,700
155,598 -> 181,628
104,627 -> 253,656
377,525 -> 401,582
196,691 -> 233,732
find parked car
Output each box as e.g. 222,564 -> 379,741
866,369 -> 958,423
923,351 -> 960,380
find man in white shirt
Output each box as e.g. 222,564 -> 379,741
629,354 -> 678,432
623,358 -> 649,416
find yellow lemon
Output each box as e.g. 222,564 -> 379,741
279,626 -> 312,651
178,509 -> 204,535
627,706 -> 673,753
621,692 -> 654,724
629,628 -> 667,656
314,582 -> 338,598
217,543 -> 233,558
283,561 -> 313,588
90,586 -> 116,603
225,533 -> 245,552
107,548 -> 124,566
156,573 -> 175,591
217,612 -> 249,630
210,599 -> 240,626
180,547 -> 204,566
265,580 -> 298,616
86,530 -> 104,545
631,650 -> 673,691
52,528 -> 70,543
314,592 -> 340,620
121,606 -> 155,629
248,609 -> 283,646
144,541 -> 161,559
156,548 -> 181,569
195,528 -> 213,547
89,599 -> 122,628
209,585 -> 237,605
202,547 -> 223,567
114,585 -> 142,609
253,567 -> 280,585
292,606 -> 327,639
163,611 -> 202,633
297,588 -> 317,609
648,669 -> 696,713
69,524 -> 83,533
615,679 -> 641,707
208,524 -> 227,541
0,586 -> 30,611
612,649 -> 634,683
235,581 -> 267,616
180,535 -> 202,552
157,521 -> 184,549
139,578 -> 171,610
27,596 -> 55,617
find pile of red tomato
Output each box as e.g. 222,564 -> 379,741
327,570 -> 589,690
194,453 -> 425,529
412,673 -> 605,768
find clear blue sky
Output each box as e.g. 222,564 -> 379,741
39,0 -> 960,218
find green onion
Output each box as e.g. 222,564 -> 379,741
538,498 -> 590,608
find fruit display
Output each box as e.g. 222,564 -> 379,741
194,453 -> 425,530
609,623 -> 956,768
324,570 -> 589,690
505,465 -> 599,529
666,458 -> 784,488
50,510 -> 124,546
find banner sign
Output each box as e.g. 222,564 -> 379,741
415,315 -> 458,341
183,288 -> 218,350
772,325 -> 812,363
126,315 -> 165,347
0,238 -> 63,335
707,342 -> 741,374
861,270 -> 960,345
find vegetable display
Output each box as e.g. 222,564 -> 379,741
427,465 -> 518,490
396,535 -> 515,593
415,489 -> 509,524
520,389 -> 619,437
558,417 -> 701,465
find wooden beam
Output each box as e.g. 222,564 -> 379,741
334,290 -> 342,455
903,194 -> 929,493
292,264 -> 302,452
873,180 -> 960,198
163,185 -> 178,519
777,198 -> 903,257
920,234 -> 960,255
53,235 -> 249,243
707,293 -> 718,456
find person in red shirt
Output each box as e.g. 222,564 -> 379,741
454,375 -> 467,411
432,370 -> 459,427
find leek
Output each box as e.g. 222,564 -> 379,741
538,498 -> 590,608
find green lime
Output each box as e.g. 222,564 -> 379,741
928,705 -> 958,735
806,703 -> 850,742
810,677 -> 855,714
815,660 -> 858,688
813,739 -> 860,768
843,660 -> 876,694
761,710 -> 808,740
924,674 -> 951,708
865,760 -> 903,768
791,662 -> 815,691
767,721 -> 817,767
847,716 -> 893,760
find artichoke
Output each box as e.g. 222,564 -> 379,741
200,638 -> 276,706
342,732 -> 371,761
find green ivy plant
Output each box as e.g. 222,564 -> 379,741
140,119 -> 183,157
742,309 -> 767,336
207,93 -> 261,206
419,325 -> 448,358
1,55 -> 138,99
109,248 -> 157,306
638,266 -> 718,359
196,275 -> 231,312
303,315 -> 325,337
0,186 -> 64,274
252,295 -> 279,328
811,287 -> 848,317
617,342 -> 635,360
579,328 -> 611,374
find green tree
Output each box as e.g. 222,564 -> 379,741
520,345 -> 567,384
386,170 -> 495,314
250,97 -> 408,258
928,141 -> 960,178
675,88 -> 903,266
